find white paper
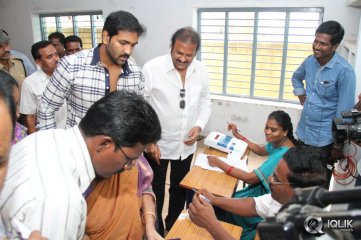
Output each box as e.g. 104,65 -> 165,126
194,153 -> 248,172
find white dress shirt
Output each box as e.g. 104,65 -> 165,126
20,67 -> 67,129
254,194 -> 282,218
0,127 -> 95,239
143,54 -> 211,160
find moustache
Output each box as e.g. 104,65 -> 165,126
120,54 -> 130,59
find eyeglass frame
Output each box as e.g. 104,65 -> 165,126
269,172 -> 292,185
180,88 -> 186,109
119,147 -> 138,169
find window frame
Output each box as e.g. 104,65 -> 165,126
39,11 -> 103,49
197,7 -> 324,103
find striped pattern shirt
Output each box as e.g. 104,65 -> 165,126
0,127 -> 95,239
38,45 -> 144,130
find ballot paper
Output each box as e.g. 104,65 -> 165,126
194,152 -> 248,172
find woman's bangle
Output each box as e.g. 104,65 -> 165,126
143,210 -> 156,219
226,166 -> 234,174
240,136 -> 248,141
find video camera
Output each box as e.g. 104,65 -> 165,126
332,110 -> 361,144
257,186 -> 361,240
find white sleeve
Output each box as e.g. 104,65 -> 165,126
20,79 -> 37,114
254,194 -> 282,218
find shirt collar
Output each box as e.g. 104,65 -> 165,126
90,44 -> 132,76
316,51 -> 340,69
71,126 -> 96,193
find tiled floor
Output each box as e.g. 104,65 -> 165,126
161,140 -> 267,227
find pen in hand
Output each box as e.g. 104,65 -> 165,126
192,189 -> 211,203
227,122 -> 241,133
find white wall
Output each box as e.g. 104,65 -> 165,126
0,0 -> 359,142
207,96 -> 302,143
0,0 -> 360,66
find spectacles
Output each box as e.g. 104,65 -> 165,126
270,173 -> 292,185
180,88 -> 186,109
119,147 -> 138,169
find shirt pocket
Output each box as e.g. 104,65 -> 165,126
316,80 -> 337,99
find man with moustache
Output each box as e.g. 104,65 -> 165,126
0,30 -> 27,91
142,27 -> 211,235
64,35 -> 83,56
188,145 -> 327,240
292,21 -> 356,184
38,10 -> 145,129
37,11 -> 162,240
20,41 -> 66,134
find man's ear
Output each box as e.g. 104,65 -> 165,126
95,136 -> 114,152
332,43 -> 339,52
102,31 -> 110,44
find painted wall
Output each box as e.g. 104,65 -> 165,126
207,96 -> 302,143
0,0 -> 360,66
0,0 -> 359,142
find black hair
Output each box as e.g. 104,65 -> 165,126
31,40 -> 53,60
64,35 -> 83,49
79,90 -> 161,148
283,145 -> 327,188
48,31 -> 65,45
268,110 -> 298,145
103,10 -> 145,39
316,20 -> 344,45
0,71 -> 17,133
171,27 -> 201,52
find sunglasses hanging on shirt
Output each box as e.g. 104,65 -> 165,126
180,88 -> 186,109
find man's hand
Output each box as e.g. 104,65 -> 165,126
184,126 -> 201,146
29,231 -> 48,240
188,193 -> 217,229
298,95 -> 306,106
145,143 -> 161,165
198,188 -> 217,204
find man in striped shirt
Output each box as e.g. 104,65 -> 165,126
0,90 -> 161,239
38,10 -> 145,130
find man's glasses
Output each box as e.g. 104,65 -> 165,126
270,173 -> 292,185
119,147 -> 137,169
180,88 -> 186,109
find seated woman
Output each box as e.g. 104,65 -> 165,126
207,110 -> 297,240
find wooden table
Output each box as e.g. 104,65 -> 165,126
166,210 -> 242,240
180,147 -> 248,197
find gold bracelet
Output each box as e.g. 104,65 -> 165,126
143,210 -> 156,219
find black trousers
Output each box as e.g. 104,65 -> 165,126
145,152 -> 193,236
297,141 -> 333,187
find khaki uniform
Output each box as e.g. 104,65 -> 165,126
0,56 -> 26,90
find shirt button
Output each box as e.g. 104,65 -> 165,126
106,74 -> 109,77
312,92 -> 315,95
106,86 -> 109,89
308,104 -> 310,107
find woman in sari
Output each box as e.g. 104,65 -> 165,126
85,154 -> 163,240
207,110 -> 297,240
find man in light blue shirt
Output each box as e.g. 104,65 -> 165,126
292,21 -> 356,182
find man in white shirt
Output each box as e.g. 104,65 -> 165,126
188,145 -> 327,240
0,71 -> 47,240
0,90 -> 161,240
142,27 -> 211,235
20,40 -> 66,134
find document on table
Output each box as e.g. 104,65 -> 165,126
194,152 -> 248,172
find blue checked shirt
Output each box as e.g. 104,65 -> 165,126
38,45 -> 144,129
292,52 -> 356,147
